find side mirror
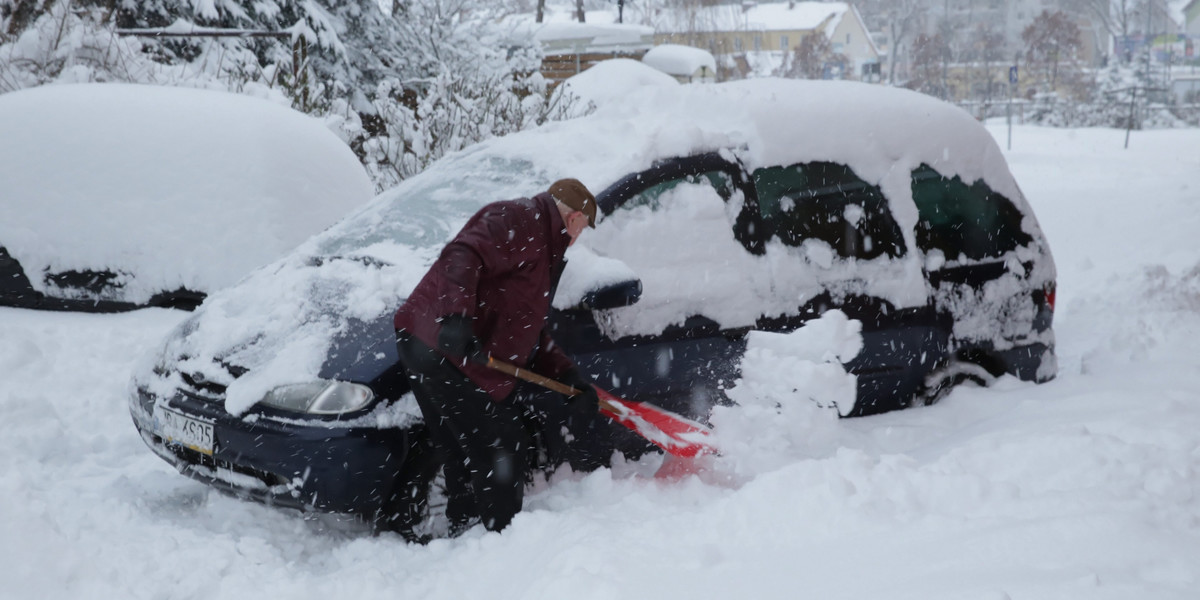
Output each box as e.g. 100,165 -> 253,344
580,278 -> 642,310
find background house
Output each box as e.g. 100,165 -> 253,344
1187,0 -> 1200,36
504,8 -> 654,85
649,2 -> 881,80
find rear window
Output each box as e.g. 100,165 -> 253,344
753,161 -> 905,260
910,165 -> 1032,261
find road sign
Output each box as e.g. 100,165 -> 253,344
1009,65 -> 1018,84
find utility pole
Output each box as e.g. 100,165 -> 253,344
1146,0 -> 1153,73
942,0 -> 950,100
1008,52 -> 1018,151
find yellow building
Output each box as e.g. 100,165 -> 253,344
651,1 -> 880,80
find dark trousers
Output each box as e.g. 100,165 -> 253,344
395,332 -> 529,533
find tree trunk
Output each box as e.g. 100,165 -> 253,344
888,22 -> 900,84
575,0 -> 585,23
537,0 -> 545,24
1051,47 -> 1059,90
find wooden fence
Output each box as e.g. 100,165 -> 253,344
541,51 -> 647,86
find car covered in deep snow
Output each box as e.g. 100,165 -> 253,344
128,79 -> 1056,539
0,83 -> 374,311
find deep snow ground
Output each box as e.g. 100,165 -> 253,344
2,125 -> 1199,600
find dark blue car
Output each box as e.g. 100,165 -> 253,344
129,80 -> 1055,540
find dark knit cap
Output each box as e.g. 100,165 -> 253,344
548,178 -> 596,228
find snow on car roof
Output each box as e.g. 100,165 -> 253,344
0,83 -> 374,304
401,77 -> 1026,237
641,44 -> 718,77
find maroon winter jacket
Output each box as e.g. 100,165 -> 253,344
393,192 -> 576,401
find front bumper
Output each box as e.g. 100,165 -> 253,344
129,385 -> 411,516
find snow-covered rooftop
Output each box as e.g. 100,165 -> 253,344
742,1 -> 848,33
651,1 -> 848,35
501,9 -> 653,54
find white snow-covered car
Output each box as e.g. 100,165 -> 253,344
0,83 -> 374,311
130,78 -> 1056,540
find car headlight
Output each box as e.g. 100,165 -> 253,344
260,380 -> 375,415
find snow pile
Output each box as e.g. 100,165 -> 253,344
0,83 -> 374,304
550,58 -> 678,114
709,311 -> 862,475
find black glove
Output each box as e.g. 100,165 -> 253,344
436,315 -> 482,360
560,368 -> 600,415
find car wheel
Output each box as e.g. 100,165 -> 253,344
374,434 -> 452,544
916,361 -> 995,406
398,464 -> 451,544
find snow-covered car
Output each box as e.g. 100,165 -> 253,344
0,83 -> 374,311
128,79 -> 1056,538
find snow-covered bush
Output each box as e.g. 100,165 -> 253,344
1026,63 -> 1192,129
0,0 -> 580,192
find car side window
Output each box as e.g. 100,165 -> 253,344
623,171 -> 735,210
600,153 -> 764,256
910,164 -> 1032,261
585,163 -> 772,338
753,161 -> 905,260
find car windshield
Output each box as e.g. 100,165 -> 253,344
312,154 -> 548,258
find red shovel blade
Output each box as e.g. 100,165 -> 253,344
596,388 -> 718,458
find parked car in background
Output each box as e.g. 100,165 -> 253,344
128,78 -> 1056,540
0,83 -> 374,311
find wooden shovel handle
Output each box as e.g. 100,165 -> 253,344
481,357 -> 619,412
483,356 -> 580,395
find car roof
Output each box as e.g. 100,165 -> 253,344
313,78 -> 1028,260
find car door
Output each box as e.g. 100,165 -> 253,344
548,152 -> 769,419
909,164 -> 1052,380
749,161 -> 946,416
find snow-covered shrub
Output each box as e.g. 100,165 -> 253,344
1026,63 -> 1189,130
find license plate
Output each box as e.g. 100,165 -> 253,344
156,407 -> 215,455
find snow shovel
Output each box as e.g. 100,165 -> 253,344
481,356 -> 718,459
